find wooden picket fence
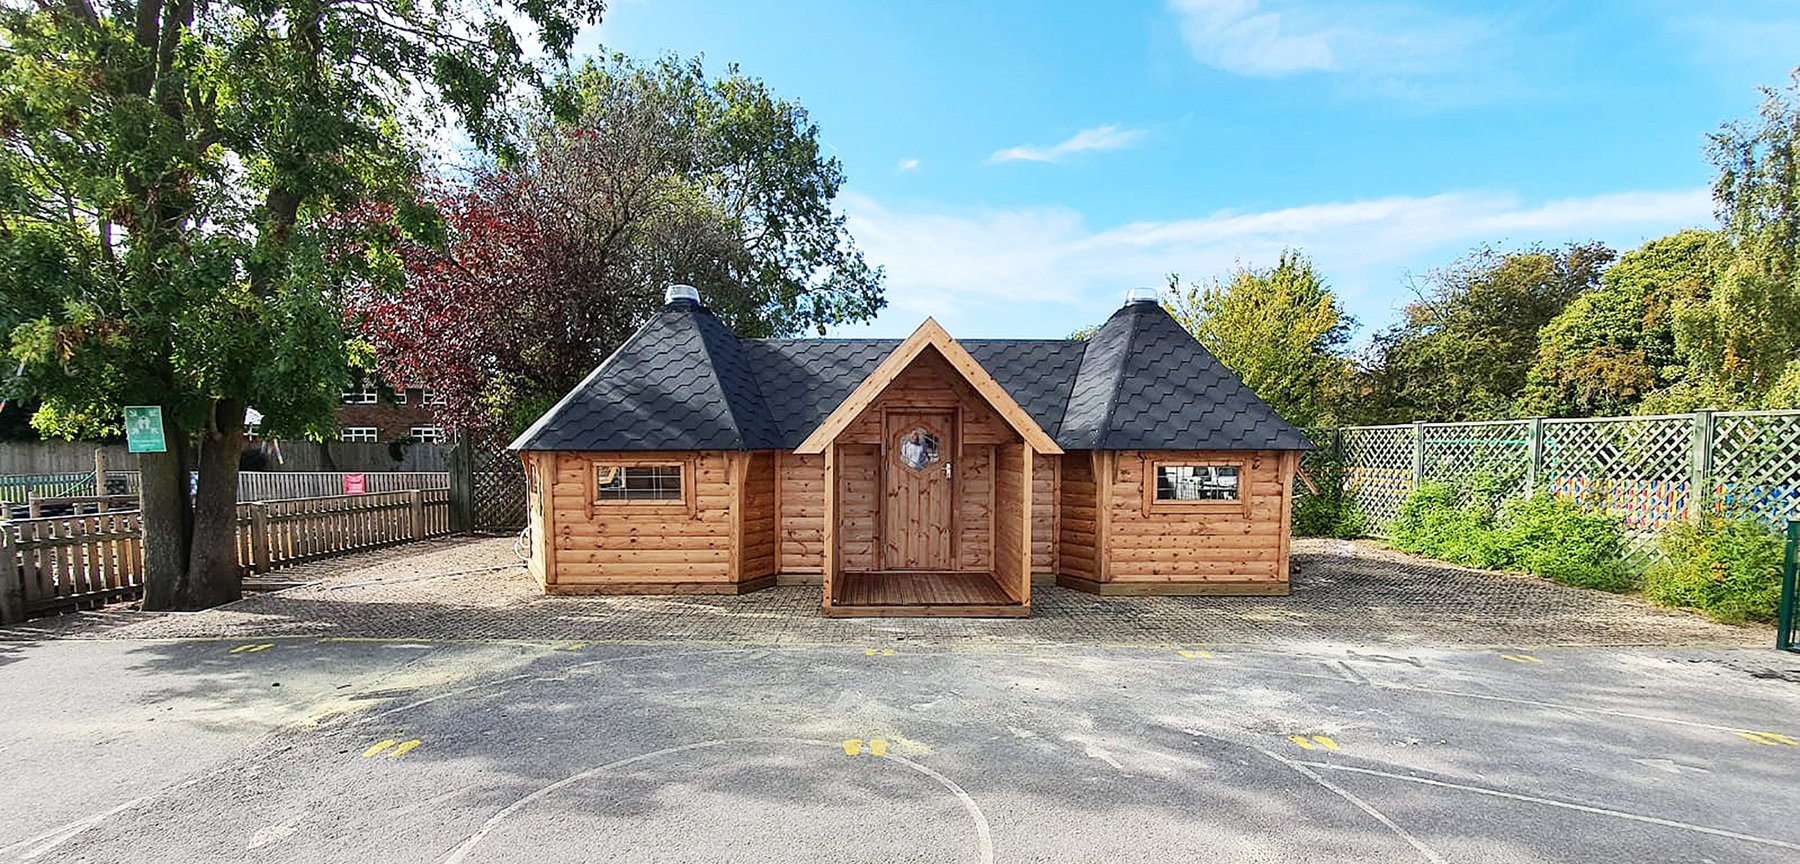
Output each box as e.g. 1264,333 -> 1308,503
1,488 -> 452,621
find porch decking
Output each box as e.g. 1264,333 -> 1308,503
827,571 -> 1028,618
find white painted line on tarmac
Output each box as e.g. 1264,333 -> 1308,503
1301,761 -> 1800,852
439,737 -> 994,864
1257,748 -> 1448,864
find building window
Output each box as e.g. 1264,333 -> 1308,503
340,426 -> 379,443
394,388 -> 407,404
1155,464 -> 1239,502
410,426 -> 444,443
342,385 -> 378,405
422,388 -> 446,406
595,464 -> 683,503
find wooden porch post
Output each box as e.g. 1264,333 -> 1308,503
821,443 -> 837,611
1017,441 -> 1033,606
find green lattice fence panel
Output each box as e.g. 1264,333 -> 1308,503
1419,420 -> 1532,497
1710,410 -> 1800,526
472,433 -> 526,530
1340,424 -> 1413,532
1541,414 -> 1694,566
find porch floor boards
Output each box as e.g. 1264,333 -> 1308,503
828,571 -> 1028,618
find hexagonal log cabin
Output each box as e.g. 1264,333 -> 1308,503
512,287 -> 1312,617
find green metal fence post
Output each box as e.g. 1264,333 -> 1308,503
1779,520 -> 1798,653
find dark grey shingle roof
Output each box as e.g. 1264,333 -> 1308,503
511,299 -> 1312,452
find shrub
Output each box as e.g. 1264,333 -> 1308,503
1497,495 -> 1635,592
1391,479 -> 1633,591
1645,517 -> 1786,624
1390,481 -> 1506,568
1292,460 -> 1366,539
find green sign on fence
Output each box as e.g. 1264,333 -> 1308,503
124,405 -> 167,454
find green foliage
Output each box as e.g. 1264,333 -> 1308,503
1165,251 -> 1354,427
352,54 -> 885,435
1495,495 -> 1635,592
1645,517 -> 1787,623
1520,231 -> 1719,417
1391,480 -> 1634,591
1290,457 -> 1366,539
1666,72 -> 1800,412
1359,242 -> 1615,422
1,0 -> 604,441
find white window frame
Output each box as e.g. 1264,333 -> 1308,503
339,426 -> 379,442
342,386 -> 378,405
410,426 -> 444,443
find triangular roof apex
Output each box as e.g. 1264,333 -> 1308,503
793,318 -> 1063,455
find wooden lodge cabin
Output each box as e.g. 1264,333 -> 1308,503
511,285 -> 1313,617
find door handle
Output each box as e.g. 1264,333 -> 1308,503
944,461 -> 952,479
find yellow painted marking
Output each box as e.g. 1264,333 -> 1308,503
1178,650 -> 1214,660
863,648 -> 895,656
554,642 -> 587,652
868,739 -> 889,757
1739,731 -> 1798,747
1313,736 -> 1340,751
229,643 -> 273,654
362,739 -> 397,758
1288,735 -> 1315,750
388,739 -> 423,758
1501,654 -> 1543,664
842,739 -> 863,756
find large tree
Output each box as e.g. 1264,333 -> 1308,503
0,0 -> 604,609
349,55 -> 885,433
1164,251 -> 1353,427
1674,70 -> 1800,410
1359,242 -> 1614,422
1519,230 -> 1718,417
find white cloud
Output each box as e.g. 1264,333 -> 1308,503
838,188 -> 1713,338
1167,0 -> 1492,83
989,125 -> 1147,164
897,158 -> 921,172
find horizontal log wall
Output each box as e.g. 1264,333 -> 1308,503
740,452 -> 778,581
777,453 -> 824,573
1100,450 -> 1292,588
957,446 -> 993,571
835,445 -> 881,571
544,451 -> 737,592
1058,453 -> 1099,580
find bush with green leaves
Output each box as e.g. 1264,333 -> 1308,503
1291,459 -> 1366,538
1496,495 -> 1635,591
1390,478 -> 1634,591
1645,517 -> 1787,623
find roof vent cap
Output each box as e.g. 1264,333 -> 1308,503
664,284 -> 701,306
1125,287 -> 1160,305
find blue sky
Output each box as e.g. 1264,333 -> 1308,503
579,0 -> 1800,343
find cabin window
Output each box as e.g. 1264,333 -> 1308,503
595,464 -> 684,503
1155,464 -> 1239,502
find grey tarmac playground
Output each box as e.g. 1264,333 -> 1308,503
3,538 -> 1799,863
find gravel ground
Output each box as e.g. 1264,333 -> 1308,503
2,537 -> 1767,648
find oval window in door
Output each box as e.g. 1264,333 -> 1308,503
898,428 -> 941,471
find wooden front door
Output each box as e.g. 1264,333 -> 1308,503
884,410 -> 955,569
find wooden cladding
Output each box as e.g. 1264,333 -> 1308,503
1055,450 -> 1296,595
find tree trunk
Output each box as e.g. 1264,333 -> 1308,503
139,415 -> 193,611
186,399 -> 245,609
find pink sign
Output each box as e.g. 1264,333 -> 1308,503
343,473 -> 367,495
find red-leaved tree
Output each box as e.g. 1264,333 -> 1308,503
347,55 -> 885,434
